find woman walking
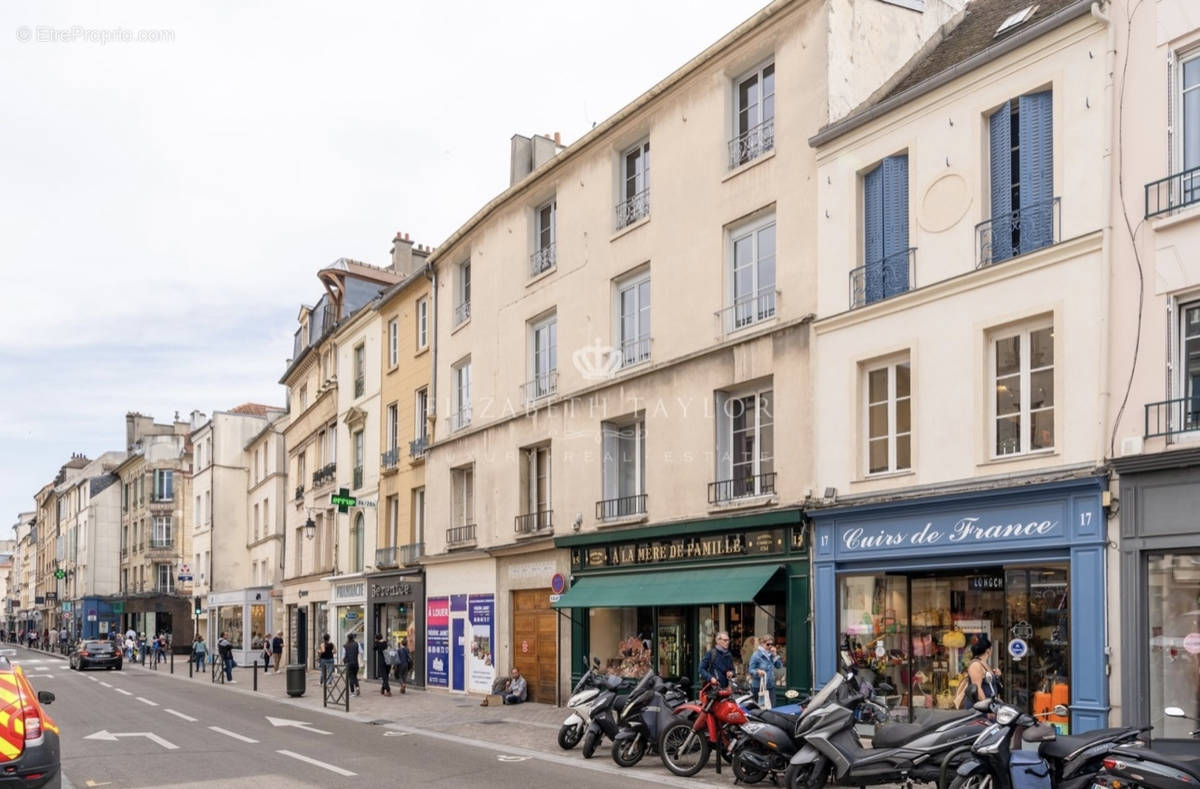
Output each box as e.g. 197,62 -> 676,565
319,633 -> 336,685
192,635 -> 208,673
373,633 -> 391,696
395,638 -> 412,694
343,633 -> 361,696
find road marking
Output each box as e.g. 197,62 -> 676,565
26,673 -> 53,679
114,688 -> 133,696
497,755 -> 530,762
85,780 -> 113,787
276,749 -> 356,777
87,676 -> 98,682
99,682 -> 112,688
164,709 -> 197,722
82,730 -> 178,750
208,726 -> 258,743
383,731 -> 411,737
265,715 -> 331,735
136,697 -> 158,707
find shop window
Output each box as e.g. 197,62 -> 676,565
218,605 -> 243,649
990,321 -> 1054,457
1147,553 -> 1200,737
863,357 -> 912,475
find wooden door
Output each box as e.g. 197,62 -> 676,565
512,588 -> 557,704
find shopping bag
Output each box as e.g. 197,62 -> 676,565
758,687 -> 772,710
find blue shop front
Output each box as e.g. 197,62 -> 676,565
811,477 -> 1108,734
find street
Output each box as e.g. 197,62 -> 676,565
10,646 -> 718,788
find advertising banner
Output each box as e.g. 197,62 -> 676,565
426,597 -> 449,688
467,594 -> 494,694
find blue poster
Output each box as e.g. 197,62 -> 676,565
426,596 -> 448,688
467,594 -> 494,693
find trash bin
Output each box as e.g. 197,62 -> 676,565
286,664 -> 306,697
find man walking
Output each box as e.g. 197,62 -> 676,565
271,631 -> 283,673
699,631 -> 735,688
343,633 -> 361,696
218,632 -> 235,683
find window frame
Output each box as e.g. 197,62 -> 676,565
388,318 -> 399,367
615,270 -> 651,368
412,487 -> 425,545
353,343 -> 366,396
602,417 -> 646,501
528,313 -> 558,400
385,402 -> 399,453
988,318 -> 1055,459
455,261 -> 472,325
1174,48 -> 1200,173
416,297 -> 429,350
452,466 -> 475,527
617,139 -> 651,228
521,444 -> 552,516
415,387 -> 429,441
727,213 -> 777,331
453,358 -> 472,430
732,59 -> 776,166
862,356 -> 913,476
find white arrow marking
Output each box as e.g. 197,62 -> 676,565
276,750 -> 356,777
265,716 -> 331,735
164,709 -> 197,722
82,730 -> 178,750
208,726 -> 258,743
497,755 -> 530,762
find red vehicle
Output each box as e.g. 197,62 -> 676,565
658,680 -> 749,777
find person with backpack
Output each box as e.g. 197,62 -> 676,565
319,633 -> 336,685
394,638 -> 412,695
343,633 -> 361,696
699,631 -> 735,688
373,633 -> 391,696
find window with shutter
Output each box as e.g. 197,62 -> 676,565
858,154 -> 909,307
985,91 -> 1055,265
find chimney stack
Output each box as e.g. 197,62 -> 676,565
391,231 -> 415,276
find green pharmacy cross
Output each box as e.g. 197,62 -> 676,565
54,569 -> 65,580
330,488 -> 357,513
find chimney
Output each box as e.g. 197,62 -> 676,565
391,232 -> 415,276
509,133 -> 533,187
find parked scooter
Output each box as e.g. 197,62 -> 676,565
658,678 -> 755,776
609,670 -> 690,767
579,671 -> 628,759
558,657 -> 623,750
1091,707 -> 1200,789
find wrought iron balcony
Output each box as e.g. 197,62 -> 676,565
615,188 -> 650,230
312,463 -> 336,488
850,248 -> 916,309
409,437 -> 428,460
400,542 -> 424,566
716,288 -> 778,335
453,407 -> 472,431
353,466 -> 363,490
728,118 -> 775,169
522,370 -> 558,403
530,243 -> 556,277
619,336 -> 651,368
375,546 -> 399,569
381,448 -> 399,470
446,524 -> 476,547
294,484 -> 305,502
149,536 -> 174,549
514,510 -> 553,535
1146,167 -> 1200,218
354,376 -> 365,398
976,198 -> 1060,268
708,472 -> 777,505
596,494 -> 647,521
454,300 -> 471,326
1145,397 -> 1200,439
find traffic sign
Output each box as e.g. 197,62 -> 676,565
331,488 -> 357,513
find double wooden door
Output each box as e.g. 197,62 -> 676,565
511,589 -> 556,703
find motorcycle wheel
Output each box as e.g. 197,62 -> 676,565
659,720 -> 710,777
949,775 -> 995,789
581,729 -> 600,759
611,734 -> 646,768
783,761 -> 828,789
557,723 -> 583,750
731,744 -> 769,785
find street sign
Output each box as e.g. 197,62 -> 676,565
550,573 -> 566,595
331,488 -> 357,513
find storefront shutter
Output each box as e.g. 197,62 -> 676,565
863,164 -> 884,303
989,101 -> 1013,262
1018,91 -> 1054,254
881,154 -> 909,298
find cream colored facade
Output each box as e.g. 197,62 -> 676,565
245,414 -> 287,619
55,452 -> 125,638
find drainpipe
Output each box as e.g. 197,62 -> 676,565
424,262 -> 438,439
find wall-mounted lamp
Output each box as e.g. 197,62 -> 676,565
303,515 -> 317,541
823,487 -> 838,504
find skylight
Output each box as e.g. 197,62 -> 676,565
995,5 -> 1038,37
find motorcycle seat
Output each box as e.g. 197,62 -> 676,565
1038,728 -> 1140,761
756,709 -> 800,732
1110,745 -> 1200,777
871,710 -> 976,749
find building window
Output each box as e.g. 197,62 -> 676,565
254,504 -> 260,541
354,343 -> 365,398
204,491 -> 211,525
1176,51 -> 1200,174
412,487 -> 425,545
864,358 -> 912,474
1179,302 -> 1200,432
714,389 -> 775,501
156,563 -> 174,594
152,515 -> 172,546
616,271 -> 651,367
299,384 -> 308,410
152,470 -> 174,502
388,318 -> 399,367
451,466 -> 474,527
414,387 -> 429,443
416,297 -> 428,350
350,512 -> 364,573
983,91 -> 1055,265
526,314 -> 558,401
353,430 -> 364,489
725,215 -> 776,333
386,495 -> 399,547
991,321 -> 1054,457
453,358 -> 472,430
856,154 -> 910,307
730,61 -> 775,168
531,199 -> 557,276
297,452 -> 306,492
454,261 -> 471,325
616,140 -> 650,229
521,445 -> 551,518
386,403 -> 398,453
600,418 -> 646,519
263,498 -> 270,535
194,495 -> 201,528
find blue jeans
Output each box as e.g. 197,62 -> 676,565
194,653 -> 205,672
223,657 -> 234,681
320,658 -> 335,685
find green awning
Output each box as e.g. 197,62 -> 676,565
552,563 -> 781,608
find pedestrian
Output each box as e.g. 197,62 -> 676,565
373,633 -> 391,696
41,628 -> 48,649
218,632 -> 235,683
124,634 -> 134,661
271,631 -> 283,673
748,635 -> 783,709
395,638 -> 412,694
48,628 -> 57,651
699,631 -> 735,689
319,633 -> 336,685
501,668 -> 527,705
260,636 -> 272,669
192,635 -> 207,673
343,633 -> 361,696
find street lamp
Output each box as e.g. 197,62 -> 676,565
303,515 -> 316,541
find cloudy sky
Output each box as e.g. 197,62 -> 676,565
0,0 -> 766,526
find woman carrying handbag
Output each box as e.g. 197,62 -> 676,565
748,636 -> 783,710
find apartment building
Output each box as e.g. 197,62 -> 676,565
422,0 -> 966,701
12,514 -> 35,637
245,411 -> 288,655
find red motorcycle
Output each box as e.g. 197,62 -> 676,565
658,679 -> 749,776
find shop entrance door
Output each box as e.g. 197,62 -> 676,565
294,607 -> 307,665
512,589 -> 556,703
1002,567 -> 1070,722
450,616 -> 466,692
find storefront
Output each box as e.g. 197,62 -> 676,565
1113,449 -> 1200,737
553,509 -> 812,699
77,597 -> 120,640
424,554 -> 496,694
810,476 -> 1108,733
119,594 -> 194,652
332,578 -> 366,653
207,588 -> 274,666
365,571 -> 424,684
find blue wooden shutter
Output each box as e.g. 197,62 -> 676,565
881,154 -> 910,297
1018,91 -> 1054,254
863,165 -> 884,304
989,101 -> 1013,263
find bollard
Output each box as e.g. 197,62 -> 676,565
170,650 -> 174,674
253,659 -> 258,692
189,653 -> 193,678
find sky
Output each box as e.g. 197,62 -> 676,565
0,0 -> 768,528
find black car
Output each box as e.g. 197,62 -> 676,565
69,640 -> 122,671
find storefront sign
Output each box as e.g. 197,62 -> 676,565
334,582 -> 365,601
574,528 -> 786,569
508,561 -> 555,581
370,582 -> 413,598
426,597 -> 449,687
467,594 -> 494,694
969,574 -> 1005,591
790,527 -> 807,552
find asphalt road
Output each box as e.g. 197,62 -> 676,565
9,646 -> 716,788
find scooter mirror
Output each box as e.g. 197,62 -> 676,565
972,696 -> 990,713
1165,706 -> 1186,717
593,657 -> 601,668
1052,704 -> 1069,717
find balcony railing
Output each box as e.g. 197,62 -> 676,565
354,376 -> 365,398
530,243 -> 556,277
850,248 -> 916,309
353,466 -> 363,490
454,300 -> 471,326
453,407 -> 472,431
522,370 -> 558,403
708,471 -> 777,505
150,536 -> 174,549
596,494 -> 647,521
409,437 -> 428,460
728,118 -> 775,169
514,510 -> 553,535
312,463 -> 336,488
1145,167 -> 1200,218
976,198 -> 1060,268
446,524 -> 476,547
375,546 -> 399,569
381,448 -> 399,470
615,188 -> 650,230
1145,397 -> 1200,439
294,484 -> 305,502
400,542 -> 424,566
619,336 -> 651,368
716,287 -> 778,335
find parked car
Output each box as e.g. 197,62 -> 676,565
69,640 -> 122,671
0,650 -> 60,788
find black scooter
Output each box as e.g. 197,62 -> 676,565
579,673 -> 628,759
610,670 -> 690,768
1092,706 -> 1200,789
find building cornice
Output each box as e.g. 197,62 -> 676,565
1112,447 -> 1200,475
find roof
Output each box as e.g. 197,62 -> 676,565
810,0 -> 1093,147
90,473 -> 119,497
228,403 -> 276,417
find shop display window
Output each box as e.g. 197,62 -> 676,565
249,605 -> 266,651
590,607 -> 655,677
338,605 -> 365,648
1148,553 -> 1200,738
218,606 -> 243,649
